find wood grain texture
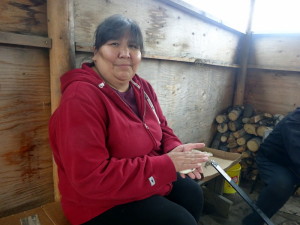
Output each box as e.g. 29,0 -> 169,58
74,0 -> 240,64
0,31 -> 51,48
76,53 -> 235,145
244,70 -> 300,114
138,60 -> 236,145
249,34 -> 300,69
47,0 -> 75,201
0,46 -> 53,217
0,0 -> 47,36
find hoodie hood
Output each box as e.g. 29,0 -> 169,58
60,63 -> 104,94
60,63 -> 145,95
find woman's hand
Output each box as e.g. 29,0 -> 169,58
167,143 -> 209,179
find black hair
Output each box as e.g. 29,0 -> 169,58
94,14 -> 144,54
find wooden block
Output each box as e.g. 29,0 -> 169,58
202,186 -> 233,218
247,137 -> 262,152
216,114 -> 228,124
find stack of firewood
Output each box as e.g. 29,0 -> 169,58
210,104 -> 284,181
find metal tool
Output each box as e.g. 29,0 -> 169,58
205,160 -> 275,225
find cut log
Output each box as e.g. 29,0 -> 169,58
244,123 -> 258,135
236,145 -> 246,153
215,114 -> 228,124
228,106 -> 243,121
228,119 -> 243,132
230,145 -> 246,153
237,134 -> 253,146
256,126 -> 273,137
232,128 -> 246,139
211,132 -> 222,149
226,140 -> 238,149
248,114 -> 264,123
227,133 -> 236,143
217,123 -> 228,133
247,137 -> 262,152
241,150 -> 251,159
220,131 -> 230,143
242,104 -> 254,123
258,118 -> 274,126
263,112 -> 273,119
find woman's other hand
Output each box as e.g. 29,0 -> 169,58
167,143 -> 209,179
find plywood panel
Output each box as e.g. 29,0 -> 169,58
138,60 -> 235,144
0,45 -> 53,217
244,70 -> 300,115
76,53 -> 235,145
74,0 -> 240,64
0,0 -> 47,36
249,34 -> 300,69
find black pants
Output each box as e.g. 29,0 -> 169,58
242,154 -> 300,225
83,174 -> 203,225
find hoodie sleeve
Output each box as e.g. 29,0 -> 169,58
49,82 -> 177,203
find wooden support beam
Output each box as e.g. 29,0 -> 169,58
0,31 -> 51,48
48,0 -> 75,201
233,32 -> 252,105
233,0 -> 255,105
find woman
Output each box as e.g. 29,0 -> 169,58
49,14 -> 209,225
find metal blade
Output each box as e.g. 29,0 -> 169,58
205,160 -> 275,225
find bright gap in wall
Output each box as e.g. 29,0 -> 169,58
182,0 -> 300,34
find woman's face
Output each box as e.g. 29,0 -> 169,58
92,35 -> 142,91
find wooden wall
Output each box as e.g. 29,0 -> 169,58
1,0 -> 298,218
245,34 -> 300,114
74,0 -> 240,63
0,0 -> 53,217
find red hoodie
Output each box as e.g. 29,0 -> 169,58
49,63 -> 182,224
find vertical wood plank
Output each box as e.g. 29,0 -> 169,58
0,0 -> 48,36
0,46 -> 53,217
234,0 -> 255,105
47,0 -> 75,201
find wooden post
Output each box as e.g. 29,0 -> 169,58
48,0 -> 75,201
233,0 -> 255,105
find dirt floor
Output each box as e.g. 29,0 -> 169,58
200,179 -> 300,225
